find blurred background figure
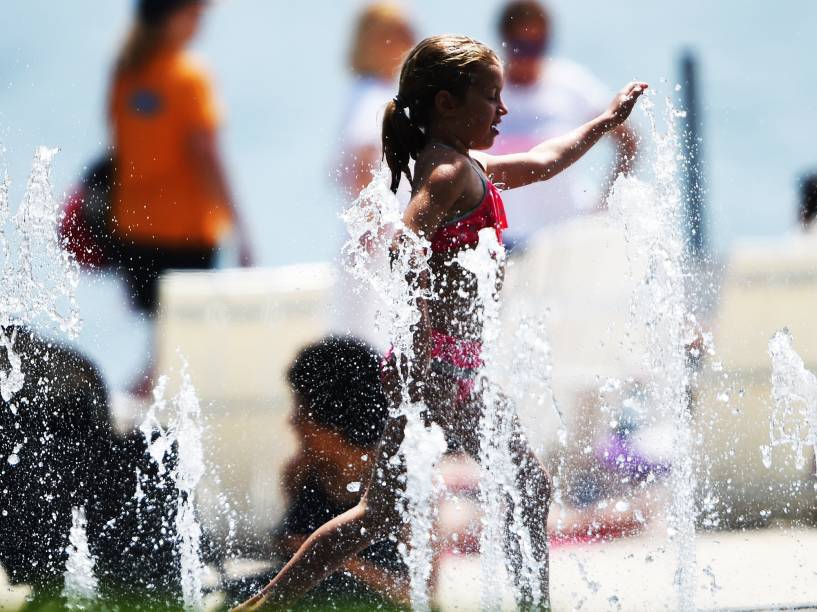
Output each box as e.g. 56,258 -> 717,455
491,0 -> 639,250
332,2 -> 415,350
0,329 -> 112,604
0,328 -> 182,606
109,0 -> 252,394
227,336 -> 408,608
336,2 -> 415,198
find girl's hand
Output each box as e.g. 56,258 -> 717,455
601,81 -> 649,131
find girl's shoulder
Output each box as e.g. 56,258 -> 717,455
415,144 -> 474,182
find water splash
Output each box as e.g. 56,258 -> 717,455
0,327 -> 24,401
766,329 -> 817,472
398,413 -> 448,610
607,93 -> 697,611
0,146 -> 81,402
140,361 -> 207,611
457,228 -> 546,609
62,506 -> 99,609
340,165 -> 411,351
341,166 -> 442,610
505,305 -> 566,444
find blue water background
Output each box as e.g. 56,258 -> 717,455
2,1 -> 816,388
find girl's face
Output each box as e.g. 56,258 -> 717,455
457,61 -> 508,150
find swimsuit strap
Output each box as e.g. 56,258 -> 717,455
426,142 -> 489,226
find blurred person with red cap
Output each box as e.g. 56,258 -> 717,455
491,0 -> 639,250
109,0 -> 252,394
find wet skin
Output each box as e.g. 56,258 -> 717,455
408,61 -> 508,342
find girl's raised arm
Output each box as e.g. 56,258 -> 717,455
475,81 -> 648,191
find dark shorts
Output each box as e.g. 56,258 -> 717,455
117,242 -> 216,315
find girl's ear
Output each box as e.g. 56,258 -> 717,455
434,89 -> 459,117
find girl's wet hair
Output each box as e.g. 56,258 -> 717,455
381,35 -> 499,193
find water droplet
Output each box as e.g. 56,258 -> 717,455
7,454 -> 19,466
760,445 -> 772,469
614,500 -> 630,512
346,481 -> 361,493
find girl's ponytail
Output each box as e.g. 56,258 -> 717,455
382,97 -> 424,194
381,35 -> 499,194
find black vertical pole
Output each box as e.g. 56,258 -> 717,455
680,50 -> 706,258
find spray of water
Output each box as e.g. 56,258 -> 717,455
457,228 -> 547,609
140,361 -> 207,611
341,166 -> 448,610
62,506 -> 99,609
607,93 -> 697,611
0,146 -> 81,402
765,329 -> 817,472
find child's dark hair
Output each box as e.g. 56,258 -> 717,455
382,35 -> 499,193
287,335 -> 388,448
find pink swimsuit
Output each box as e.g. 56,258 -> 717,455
427,158 -> 508,403
381,158 -> 509,406
429,167 -> 508,253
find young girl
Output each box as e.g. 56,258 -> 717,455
236,35 -> 646,610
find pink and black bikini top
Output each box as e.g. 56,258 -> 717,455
429,157 -> 508,253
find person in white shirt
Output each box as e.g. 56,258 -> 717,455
337,2 -> 414,198
333,3 -> 415,348
491,0 -> 639,249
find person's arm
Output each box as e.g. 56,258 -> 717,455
188,129 -> 253,266
475,82 -> 647,191
275,535 -> 410,606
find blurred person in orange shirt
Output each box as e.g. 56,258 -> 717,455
109,0 -> 251,393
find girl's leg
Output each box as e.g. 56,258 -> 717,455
234,417 -> 407,611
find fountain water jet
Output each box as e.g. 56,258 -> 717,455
766,329 -> 817,473
62,506 -> 99,610
0,146 -> 81,403
457,228 -> 547,609
139,361 -> 207,611
341,167 -> 452,610
607,92 -> 698,610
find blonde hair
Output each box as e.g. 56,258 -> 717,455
349,2 -> 413,76
381,35 -> 500,193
